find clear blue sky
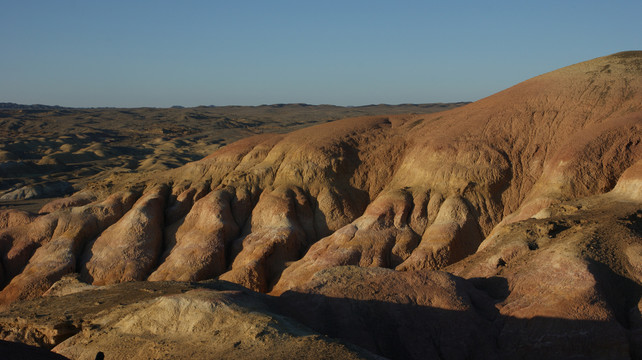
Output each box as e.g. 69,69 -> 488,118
1,0 -> 641,107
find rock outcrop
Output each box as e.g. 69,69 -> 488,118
80,186 -> 167,285
447,193 -> 642,359
148,187 -> 241,282
0,191 -> 138,305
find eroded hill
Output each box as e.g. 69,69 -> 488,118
0,103 -> 464,212
0,52 -> 641,359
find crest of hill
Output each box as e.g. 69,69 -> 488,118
390,51 -> 642,216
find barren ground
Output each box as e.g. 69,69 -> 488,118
0,103 -> 466,212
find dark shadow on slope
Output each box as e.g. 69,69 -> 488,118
620,209 -> 642,236
468,276 -> 511,301
0,340 -> 70,360
586,259 -> 642,329
1,278 -> 641,359
274,289 -> 640,360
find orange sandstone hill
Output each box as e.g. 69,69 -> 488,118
0,52 -> 641,359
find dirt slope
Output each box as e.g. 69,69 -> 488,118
0,279 -> 375,360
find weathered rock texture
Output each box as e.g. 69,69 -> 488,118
0,52 -> 641,358
0,280 -> 373,360
80,186 -> 167,285
148,187 -> 241,282
0,191 -> 138,305
449,194 -> 642,359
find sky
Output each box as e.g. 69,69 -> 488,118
1,0 -> 641,107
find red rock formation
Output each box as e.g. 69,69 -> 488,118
272,189 -> 422,294
274,52 -> 642,291
396,195 -> 482,271
148,187 -> 240,282
80,186 -> 166,285
38,191 -> 96,214
447,194 -> 641,359
1,53 -> 639,300
0,209 -> 37,230
0,51 -> 640,358
219,186 -> 314,291
0,191 -> 137,305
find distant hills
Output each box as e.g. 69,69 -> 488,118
0,102 -> 471,111
0,102 -> 68,110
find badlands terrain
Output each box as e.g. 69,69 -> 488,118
0,52 -> 641,359
0,102 -> 463,212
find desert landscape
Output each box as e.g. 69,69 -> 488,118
0,102 -> 464,213
0,51 -> 640,359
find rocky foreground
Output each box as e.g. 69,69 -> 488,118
0,52 -> 641,359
